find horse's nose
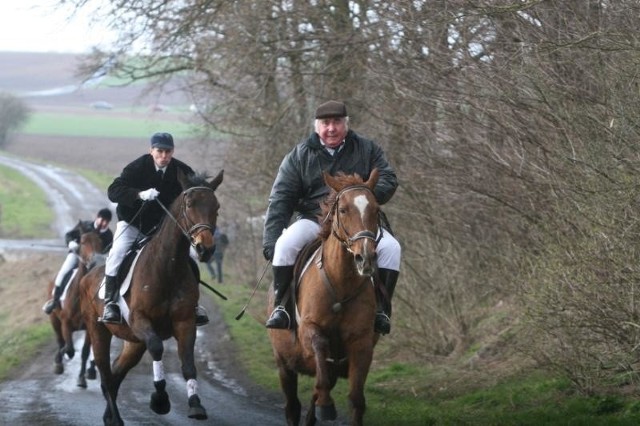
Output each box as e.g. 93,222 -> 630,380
354,253 -> 375,277
196,243 -> 216,263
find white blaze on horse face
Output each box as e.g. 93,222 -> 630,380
353,194 -> 370,222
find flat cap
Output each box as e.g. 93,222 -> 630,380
315,100 -> 347,119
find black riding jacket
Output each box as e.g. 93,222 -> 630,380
65,220 -> 114,254
108,154 -> 194,235
263,130 -> 397,252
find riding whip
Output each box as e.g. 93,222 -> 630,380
235,260 -> 271,320
199,280 -> 228,300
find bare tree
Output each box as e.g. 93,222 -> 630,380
61,0 -> 640,392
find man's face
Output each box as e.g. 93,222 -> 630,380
94,217 -> 110,231
150,147 -> 174,168
315,117 -> 348,148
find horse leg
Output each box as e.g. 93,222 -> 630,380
89,323 -> 123,426
77,333 -> 91,388
174,321 -> 207,420
137,328 -> 171,416
61,321 -> 75,360
309,329 -> 336,422
275,360 -> 302,426
51,317 -> 65,374
346,340 -> 374,426
87,348 -> 97,380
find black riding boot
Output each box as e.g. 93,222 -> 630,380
374,268 -> 399,335
100,275 -> 122,324
265,265 -> 295,329
43,284 -> 65,314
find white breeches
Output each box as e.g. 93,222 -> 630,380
105,221 -> 143,277
54,252 -> 79,287
272,218 -> 401,271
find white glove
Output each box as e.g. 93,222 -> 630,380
139,188 -> 160,201
68,240 -> 79,251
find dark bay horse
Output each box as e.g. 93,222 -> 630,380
80,170 -> 223,426
47,223 -> 103,387
268,169 -> 381,426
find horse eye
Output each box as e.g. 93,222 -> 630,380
339,207 -> 347,214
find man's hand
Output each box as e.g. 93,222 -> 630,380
263,246 -> 274,261
139,188 -> 160,201
68,240 -> 79,252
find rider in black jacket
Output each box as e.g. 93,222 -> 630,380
100,132 -> 209,326
263,100 -> 402,334
43,208 -> 113,314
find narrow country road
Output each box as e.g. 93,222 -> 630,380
0,153 -> 285,425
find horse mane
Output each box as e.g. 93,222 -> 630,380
318,172 -> 366,240
185,172 -> 210,188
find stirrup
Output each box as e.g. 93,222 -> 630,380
99,302 -> 122,324
195,306 -> 209,326
374,311 -> 391,335
265,305 -> 291,329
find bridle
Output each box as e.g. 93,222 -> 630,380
313,184 -> 381,314
324,185 -> 382,253
156,186 -> 216,248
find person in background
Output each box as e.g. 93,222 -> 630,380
43,208 -> 113,314
206,227 -> 229,283
262,100 -> 401,334
100,132 -> 209,326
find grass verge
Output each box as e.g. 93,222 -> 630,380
206,281 -> 640,425
0,163 -> 54,238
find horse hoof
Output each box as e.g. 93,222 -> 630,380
54,363 -> 63,375
150,390 -> 171,415
188,395 -> 208,420
87,368 -> 97,380
315,404 -> 337,421
77,376 -> 87,388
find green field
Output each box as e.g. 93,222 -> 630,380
23,112 -> 195,139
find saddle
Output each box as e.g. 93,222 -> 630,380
115,235 -> 201,288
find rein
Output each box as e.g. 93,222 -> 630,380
155,186 -> 215,248
315,250 -> 373,313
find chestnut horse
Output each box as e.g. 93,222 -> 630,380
80,171 -> 223,426
268,169 -> 381,426
47,223 -> 103,387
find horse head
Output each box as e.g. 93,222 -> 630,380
176,169 -> 224,262
79,231 -> 104,270
321,169 -> 380,277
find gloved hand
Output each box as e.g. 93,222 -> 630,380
139,188 -> 160,201
68,240 -> 79,251
263,246 -> 274,261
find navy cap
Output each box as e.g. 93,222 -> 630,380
150,132 -> 174,149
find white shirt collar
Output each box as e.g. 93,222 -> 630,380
320,139 -> 345,156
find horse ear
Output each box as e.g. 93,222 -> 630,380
209,170 -> 224,191
366,168 -> 379,191
323,171 -> 340,191
177,168 -> 190,190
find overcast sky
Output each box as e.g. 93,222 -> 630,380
0,1 -> 116,53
